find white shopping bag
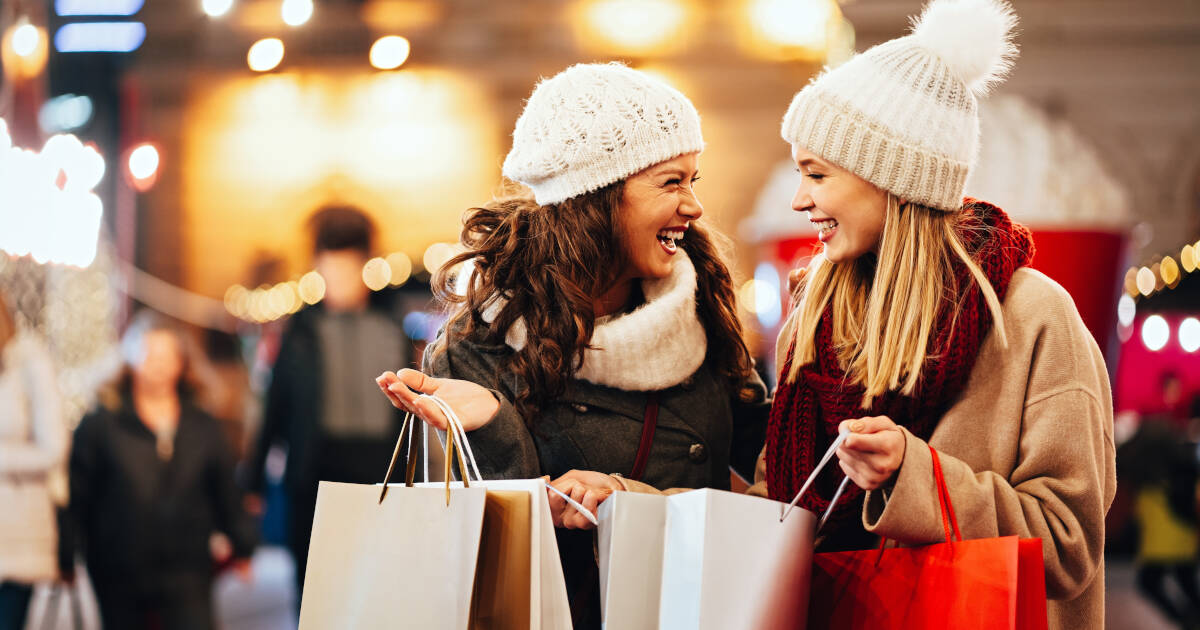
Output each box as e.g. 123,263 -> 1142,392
297,481 -> 490,630
597,489 -> 814,630
409,478 -> 573,630
597,432 -> 857,630
596,492 -> 668,630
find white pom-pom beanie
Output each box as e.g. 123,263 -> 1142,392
781,0 -> 1018,211
502,63 -> 705,206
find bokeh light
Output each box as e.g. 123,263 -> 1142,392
1141,314 -> 1169,352
1180,317 -> 1200,353
370,36 -> 411,70
362,256 -> 392,291
298,270 -> 325,304
247,38 -> 284,72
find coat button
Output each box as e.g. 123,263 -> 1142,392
688,443 -> 707,463
571,403 -> 589,414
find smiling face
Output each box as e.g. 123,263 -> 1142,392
790,143 -> 888,264
617,152 -> 704,280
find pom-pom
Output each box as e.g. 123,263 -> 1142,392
910,0 -> 1019,96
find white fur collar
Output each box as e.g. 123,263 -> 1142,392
480,251 -> 707,391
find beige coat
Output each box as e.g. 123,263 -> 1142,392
0,335 -> 68,583
741,267 -> 1115,629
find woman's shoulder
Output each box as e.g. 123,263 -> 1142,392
1002,268 -> 1090,331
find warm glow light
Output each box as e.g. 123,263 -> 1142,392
1181,318 -> 1200,353
0,132 -> 105,267
739,278 -> 778,317
281,0 -> 313,27
247,38 -> 284,72
1142,315 -> 1169,352
1117,294 -> 1136,328
128,143 -> 159,181
370,35 -> 410,70
1123,267 -> 1139,297
423,243 -> 455,275
362,256 -> 392,291
1183,245 -> 1197,273
579,0 -> 687,55
748,0 -> 835,48
13,22 -> 40,57
1161,256 -> 1180,286
269,282 -> 295,316
298,270 -> 325,304
386,252 -> 412,286
1135,267 -> 1156,297
224,284 -> 249,318
202,0 -> 235,18
3,19 -> 49,78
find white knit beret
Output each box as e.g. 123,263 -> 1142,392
782,0 -> 1018,211
502,63 -> 705,206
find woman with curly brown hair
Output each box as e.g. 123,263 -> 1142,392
376,62 -> 769,627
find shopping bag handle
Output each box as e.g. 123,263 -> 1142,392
378,394 -> 482,504
929,446 -> 962,542
876,445 -> 962,553
781,429 -> 851,531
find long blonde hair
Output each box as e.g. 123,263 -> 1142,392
785,196 -> 1006,407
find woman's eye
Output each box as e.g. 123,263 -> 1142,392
664,178 -> 681,186
807,173 -> 825,181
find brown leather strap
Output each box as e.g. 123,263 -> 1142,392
630,393 -> 659,481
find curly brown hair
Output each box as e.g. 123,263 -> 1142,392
431,182 -> 754,426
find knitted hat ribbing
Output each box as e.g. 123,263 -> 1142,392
781,0 -> 1018,211
502,63 -> 705,206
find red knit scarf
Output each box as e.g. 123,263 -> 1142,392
765,200 -> 1035,533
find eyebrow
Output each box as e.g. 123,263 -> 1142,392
796,158 -> 825,168
651,166 -> 696,178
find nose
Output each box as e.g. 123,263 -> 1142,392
791,180 -> 813,213
679,187 -> 704,221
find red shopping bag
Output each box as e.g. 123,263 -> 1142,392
808,446 -> 1048,630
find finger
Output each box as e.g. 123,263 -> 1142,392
387,381 -> 422,413
546,485 -> 568,527
378,378 -> 412,411
414,396 -> 449,431
838,456 -> 878,490
397,368 -> 440,395
840,416 -> 896,435
842,431 -> 895,454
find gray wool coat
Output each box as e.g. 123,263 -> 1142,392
423,319 -> 770,491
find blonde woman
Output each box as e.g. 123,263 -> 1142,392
753,0 -> 1115,628
0,290 -> 67,629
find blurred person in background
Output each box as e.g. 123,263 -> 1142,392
244,205 -> 410,600
68,310 -> 256,630
0,290 -> 68,630
1118,372 -> 1200,629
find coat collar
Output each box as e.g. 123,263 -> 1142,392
481,250 -> 707,391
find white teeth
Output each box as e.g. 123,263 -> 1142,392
656,229 -> 686,242
811,219 -> 838,230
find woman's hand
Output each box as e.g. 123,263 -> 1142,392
376,369 -> 500,432
836,416 -> 906,490
546,470 -> 623,530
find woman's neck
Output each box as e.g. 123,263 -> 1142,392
594,277 -> 640,318
132,381 -> 179,430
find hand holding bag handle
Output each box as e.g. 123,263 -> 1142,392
781,429 -> 853,531
378,404 -> 477,505
377,394 -> 597,522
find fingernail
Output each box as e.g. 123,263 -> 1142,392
850,420 -> 865,432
